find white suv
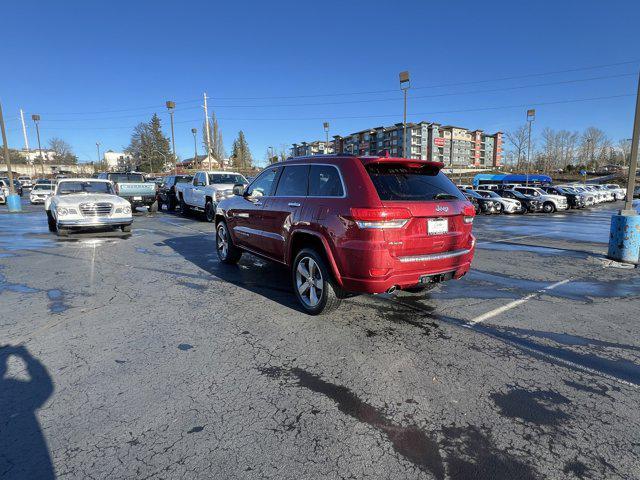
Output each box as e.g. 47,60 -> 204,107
510,186 -> 568,213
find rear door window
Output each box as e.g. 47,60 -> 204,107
365,163 -> 465,201
309,165 -> 344,197
275,165 -> 309,197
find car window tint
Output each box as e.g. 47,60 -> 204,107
275,165 -> 309,197
247,168 -> 278,197
309,165 -> 344,197
366,163 -> 465,201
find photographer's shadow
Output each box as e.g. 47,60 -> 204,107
0,345 -> 55,479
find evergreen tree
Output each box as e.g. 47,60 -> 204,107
125,113 -> 171,172
230,131 -> 252,169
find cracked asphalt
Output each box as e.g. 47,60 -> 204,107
1,198 -> 639,479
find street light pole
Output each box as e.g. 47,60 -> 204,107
526,109 -> 535,186
323,122 -> 330,153
191,128 -> 198,170
399,71 -> 410,158
31,114 -> 45,177
96,142 -> 101,165
166,101 -> 176,174
0,101 -> 20,211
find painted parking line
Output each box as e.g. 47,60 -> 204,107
475,232 -> 550,245
466,278 -> 572,325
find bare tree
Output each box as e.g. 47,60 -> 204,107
579,127 -> 609,169
48,137 -> 78,164
618,138 -> 632,166
505,125 -> 529,169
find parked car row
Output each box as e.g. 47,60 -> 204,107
457,182 -> 625,215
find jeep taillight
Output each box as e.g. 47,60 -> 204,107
350,207 -> 411,229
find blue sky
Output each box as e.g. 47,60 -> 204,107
1,0 -> 639,166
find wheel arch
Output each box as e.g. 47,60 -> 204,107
288,229 -> 343,287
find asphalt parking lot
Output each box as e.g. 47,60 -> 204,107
1,198 -> 639,480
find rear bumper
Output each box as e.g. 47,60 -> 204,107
339,246 -> 475,294
125,195 -> 156,206
58,217 -> 133,227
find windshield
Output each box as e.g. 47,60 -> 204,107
57,181 -> 114,195
208,173 -> 247,185
365,163 -> 464,201
109,173 -> 145,183
33,184 -> 52,191
176,175 -> 193,183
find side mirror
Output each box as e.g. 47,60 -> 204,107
233,183 -> 245,196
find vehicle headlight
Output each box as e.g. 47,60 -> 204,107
123,206 -> 131,214
215,191 -> 224,202
57,207 -> 69,216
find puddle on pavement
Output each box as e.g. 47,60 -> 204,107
0,271 -> 38,294
259,366 -> 538,480
490,387 -> 571,426
436,270 -> 640,302
47,289 -> 70,314
500,327 -> 640,352
178,343 -> 194,351
477,242 -> 588,258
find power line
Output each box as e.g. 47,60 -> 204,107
26,59 -> 640,116
30,92 -> 634,130
30,72 -> 638,122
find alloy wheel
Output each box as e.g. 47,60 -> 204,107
217,223 -> 228,259
296,257 -> 324,308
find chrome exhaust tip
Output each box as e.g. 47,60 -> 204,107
386,286 -> 397,294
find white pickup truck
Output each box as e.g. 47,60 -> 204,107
510,186 -> 568,213
176,170 -> 248,222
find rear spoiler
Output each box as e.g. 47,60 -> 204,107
359,157 -> 445,169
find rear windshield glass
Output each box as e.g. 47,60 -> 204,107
365,163 -> 465,201
208,174 -> 246,185
58,182 -> 114,195
109,174 -> 144,183
33,184 -> 52,191
176,176 -> 193,183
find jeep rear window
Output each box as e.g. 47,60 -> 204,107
365,163 -> 465,201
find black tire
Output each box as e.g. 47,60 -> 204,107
121,225 -> 132,233
205,200 -> 216,222
167,197 -> 176,212
130,204 -> 137,213
495,203 -> 503,214
180,197 -> 190,216
47,211 -> 57,232
543,201 -> 556,213
216,220 -> 242,264
148,201 -> 158,214
292,248 -> 342,315
57,227 -> 69,237
157,198 -> 163,211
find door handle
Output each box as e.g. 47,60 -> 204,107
255,202 -> 263,207
288,202 -> 301,207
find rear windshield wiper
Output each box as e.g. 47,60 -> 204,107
433,193 -> 459,200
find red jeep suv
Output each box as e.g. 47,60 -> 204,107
215,155 -> 476,314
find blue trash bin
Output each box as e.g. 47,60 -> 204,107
607,214 -> 640,265
6,194 -> 22,212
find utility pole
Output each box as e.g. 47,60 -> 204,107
19,109 -> 30,162
166,100 -> 176,174
191,128 -> 198,170
31,114 -> 45,177
96,142 -> 101,164
0,101 -> 20,211
607,71 -> 640,264
399,71 -> 410,158
203,92 -> 212,170
525,109 -> 535,186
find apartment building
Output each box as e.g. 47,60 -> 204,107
292,121 -> 502,167
291,140 -> 334,157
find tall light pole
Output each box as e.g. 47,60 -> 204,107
191,128 -> 198,170
0,101 -> 20,211
31,114 -> 45,177
323,122 -> 330,153
96,142 -> 101,164
166,100 -> 176,174
608,71 -> 640,264
525,109 -> 535,186
399,71 -> 410,158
